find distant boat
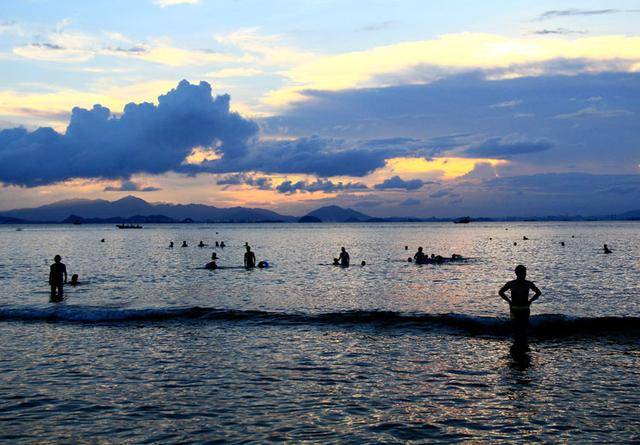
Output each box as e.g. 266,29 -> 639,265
453,216 -> 471,224
116,224 -> 143,229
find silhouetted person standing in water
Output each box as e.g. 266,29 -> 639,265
603,244 -> 612,254
49,255 -> 67,301
499,265 -> 541,346
414,247 -> 426,264
339,247 -> 350,267
244,245 -> 256,269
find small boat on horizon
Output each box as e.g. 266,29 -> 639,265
116,224 -> 143,229
453,216 -> 471,224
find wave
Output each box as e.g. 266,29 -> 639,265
0,305 -> 638,337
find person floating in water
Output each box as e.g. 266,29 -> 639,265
338,247 -> 350,267
211,252 -> 217,260
333,258 -> 340,266
49,255 -> 67,301
215,241 -> 219,247
361,260 -> 366,266
220,241 -> 226,248
244,245 -> 256,269
560,241 -> 565,247
498,265 -> 541,343
198,241 -> 206,248
101,238 -> 105,243
205,260 -> 217,270
413,247 -> 426,264
257,260 -> 269,268
169,241 -> 174,248
181,241 -> 188,247
603,244 -> 612,254
69,274 -> 79,286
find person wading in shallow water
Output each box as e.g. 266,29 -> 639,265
244,245 -> 256,269
49,255 -> 67,302
498,265 -> 541,346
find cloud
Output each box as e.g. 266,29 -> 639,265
216,173 -> 273,190
534,9 -> 640,21
460,138 -> 553,159
374,175 -> 429,191
207,68 -> 262,78
265,33 -> 640,106
430,188 -> 459,199
358,21 -> 396,32
0,80 -> 258,187
275,178 -> 368,195
489,100 -> 522,108
192,135 -> 410,177
532,28 -> 587,35
153,0 -> 198,6
484,173 -> 640,196
104,180 -> 160,192
399,198 -> 421,206
553,107 -> 634,119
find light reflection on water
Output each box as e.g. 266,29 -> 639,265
0,222 -> 639,442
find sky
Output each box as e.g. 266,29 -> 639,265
1,0 -> 639,217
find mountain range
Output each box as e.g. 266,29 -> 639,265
0,195 -> 639,224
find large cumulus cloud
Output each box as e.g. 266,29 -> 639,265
0,80 -> 258,187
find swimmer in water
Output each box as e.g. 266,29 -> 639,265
333,258 -> 340,266
413,247 -> 426,264
560,241 -> 565,246
169,241 -> 174,248
49,255 -> 67,301
361,260 -> 366,266
215,241 -> 219,247
603,244 -> 612,254
211,252 -> 217,260
220,241 -> 226,248
338,247 -> 350,267
69,274 -> 79,286
499,265 -> 542,342
101,238 -> 105,243
181,241 -> 188,247
244,245 -> 256,269
198,241 -> 205,248
257,261 -> 269,268
523,236 -> 529,240
205,260 -> 217,270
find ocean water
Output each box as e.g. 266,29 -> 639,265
0,222 -> 638,443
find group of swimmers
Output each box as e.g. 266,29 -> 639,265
203,244 -> 269,270
169,240 -> 227,248
409,246 -> 464,265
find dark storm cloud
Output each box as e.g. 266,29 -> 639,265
373,175 -> 431,191
0,80 -> 258,187
533,8 -> 640,21
103,180 -> 160,192
429,188 -> 459,199
262,72 -> 640,172
190,136 -> 410,177
275,178 -> 368,195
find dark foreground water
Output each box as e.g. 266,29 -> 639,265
0,222 -> 639,443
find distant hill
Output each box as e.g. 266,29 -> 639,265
0,195 -> 296,223
298,215 -> 322,223
303,205 -> 371,222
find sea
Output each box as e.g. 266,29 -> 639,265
0,222 -> 638,443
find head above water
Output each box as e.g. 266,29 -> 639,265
515,264 -> 527,279
418,247 -> 423,252
54,255 -> 61,262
